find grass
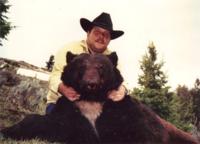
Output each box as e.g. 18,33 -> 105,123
0,138 -> 62,144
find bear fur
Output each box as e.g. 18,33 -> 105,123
1,52 -> 198,144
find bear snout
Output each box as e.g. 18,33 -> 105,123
80,80 -> 101,92
81,69 -> 101,90
86,82 -> 98,90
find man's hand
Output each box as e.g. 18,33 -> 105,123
108,84 -> 127,101
58,83 -> 80,101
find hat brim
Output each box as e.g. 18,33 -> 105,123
80,18 -> 124,40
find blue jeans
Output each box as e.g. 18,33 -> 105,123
46,103 -> 56,114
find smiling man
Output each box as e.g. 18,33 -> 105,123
46,12 -> 126,114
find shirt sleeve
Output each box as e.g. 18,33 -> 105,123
48,46 -> 67,94
47,41 -> 88,103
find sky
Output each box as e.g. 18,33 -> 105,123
1,0 -> 200,90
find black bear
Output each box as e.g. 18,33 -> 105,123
0,52 -> 198,144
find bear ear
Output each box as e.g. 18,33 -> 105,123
66,52 -> 77,63
107,52 -> 118,67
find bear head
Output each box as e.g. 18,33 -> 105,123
61,52 -> 123,102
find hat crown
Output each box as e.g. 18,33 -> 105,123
93,12 -> 113,30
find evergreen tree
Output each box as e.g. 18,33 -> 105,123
176,85 -> 194,131
132,42 -> 175,121
46,55 -> 54,72
138,42 -> 167,89
0,0 -> 12,45
191,78 -> 200,130
132,42 -> 195,131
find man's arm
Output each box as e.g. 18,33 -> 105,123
58,83 -> 80,101
47,46 -> 80,103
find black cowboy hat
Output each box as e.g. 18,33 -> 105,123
80,12 -> 124,40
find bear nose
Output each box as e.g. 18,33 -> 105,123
87,82 -> 98,90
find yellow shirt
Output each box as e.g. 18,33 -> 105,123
47,40 -> 112,103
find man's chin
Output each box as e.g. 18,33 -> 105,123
91,46 -> 106,53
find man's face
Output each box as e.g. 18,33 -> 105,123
86,26 -> 111,53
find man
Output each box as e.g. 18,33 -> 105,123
46,12 -> 126,114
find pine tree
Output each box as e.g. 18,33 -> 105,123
46,55 -> 54,72
133,42 -> 174,120
176,85 -> 194,131
0,0 -> 12,45
132,42 -> 195,131
191,78 -> 200,130
138,42 -> 167,89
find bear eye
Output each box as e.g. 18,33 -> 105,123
74,62 -> 86,72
